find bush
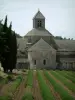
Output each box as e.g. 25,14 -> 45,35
0,76 -> 4,81
7,75 -> 14,81
22,69 -> 26,72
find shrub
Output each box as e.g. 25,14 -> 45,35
7,75 -> 14,81
22,69 -> 26,72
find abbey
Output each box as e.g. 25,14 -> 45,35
17,10 -> 75,70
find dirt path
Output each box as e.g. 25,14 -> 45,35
12,76 -> 27,100
0,84 -> 5,92
49,71 -> 75,99
0,82 -> 13,96
32,71 -> 43,100
42,71 -> 61,100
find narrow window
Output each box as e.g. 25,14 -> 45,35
34,60 -> 36,65
39,22 -> 42,27
43,60 -> 46,65
37,20 -> 42,27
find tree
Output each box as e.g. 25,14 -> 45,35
2,15 -> 7,32
10,31 -> 17,72
0,16 -> 9,72
4,22 -> 17,72
0,16 -> 17,72
54,36 -> 63,40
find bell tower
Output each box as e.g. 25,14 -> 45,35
33,10 -> 45,29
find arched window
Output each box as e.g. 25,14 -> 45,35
43,60 -> 46,65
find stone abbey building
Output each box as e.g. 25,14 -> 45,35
17,10 -> 75,70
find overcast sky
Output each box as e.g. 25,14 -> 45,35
0,0 -> 75,39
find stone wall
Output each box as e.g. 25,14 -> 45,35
57,57 -> 75,70
28,50 -> 56,69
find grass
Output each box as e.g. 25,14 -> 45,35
50,71 -> 75,93
44,70 -> 74,100
37,70 -> 54,100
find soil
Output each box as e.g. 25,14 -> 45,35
49,71 -> 75,99
12,76 -> 27,100
0,81 -> 13,96
32,71 -> 43,100
42,71 -> 62,100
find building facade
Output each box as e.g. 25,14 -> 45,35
17,10 -> 75,70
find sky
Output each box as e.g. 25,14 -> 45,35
0,0 -> 75,39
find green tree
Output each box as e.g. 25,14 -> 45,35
0,16 -> 17,72
10,30 -> 17,72
2,15 -> 7,32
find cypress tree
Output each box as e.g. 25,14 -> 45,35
0,16 -> 9,72
0,16 -> 17,72
11,31 -> 17,72
2,15 -> 7,32
6,23 -> 17,72
6,22 -> 12,71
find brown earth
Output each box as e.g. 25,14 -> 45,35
12,76 -> 27,100
49,71 -> 75,99
32,71 -> 43,100
42,71 -> 62,100
0,81 -> 13,96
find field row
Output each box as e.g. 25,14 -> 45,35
0,70 -> 75,100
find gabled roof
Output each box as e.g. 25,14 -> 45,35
33,10 -> 45,19
28,38 -> 55,51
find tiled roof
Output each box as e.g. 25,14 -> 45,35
55,39 -> 75,51
25,28 -> 52,36
28,38 -> 55,51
